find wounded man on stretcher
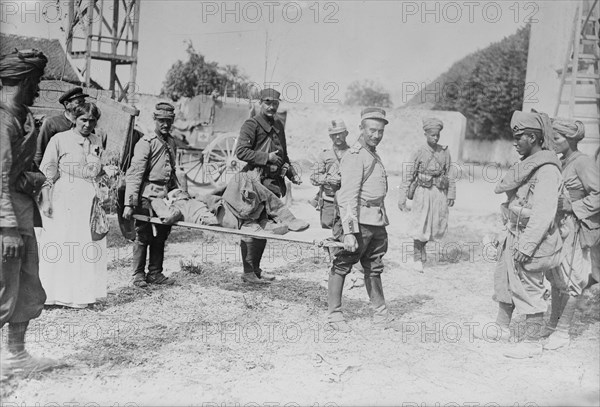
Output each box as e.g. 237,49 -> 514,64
149,170 -> 309,235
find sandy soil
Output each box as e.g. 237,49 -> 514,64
1,174 -> 599,407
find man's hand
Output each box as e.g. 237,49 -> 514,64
40,200 -> 53,218
513,249 -> 531,264
398,201 -> 409,212
447,199 -> 455,207
343,234 -> 359,252
268,151 -> 283,166
557,195 -> 572,213
2,228 -> 23,260
123,206 -> 134,220
291,175 -> 302,185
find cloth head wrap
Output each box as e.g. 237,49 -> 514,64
551,118 -> 585,142
510,110 -> 554,151
0,49 -> 47,80
422,117 -> 444,133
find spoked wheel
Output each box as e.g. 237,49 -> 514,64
202,133 -> 241,188
179,150 -> 210,186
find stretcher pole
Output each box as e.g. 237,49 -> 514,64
132,214 -> 344,248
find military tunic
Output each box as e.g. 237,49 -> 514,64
332,140 -> 389,276
236,113 -> 292,198
125,130 -> 178,250
493,150 -> 563,315
399,143 -> 456,242
0,102 -> 46,325
125,130 -> 178,207
310,145 -> 348,230
547,151 -> 600,295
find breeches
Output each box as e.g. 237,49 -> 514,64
134,198 -> 172,244
331,225 -> 388,276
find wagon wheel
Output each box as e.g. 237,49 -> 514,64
203,133 -> 241,187
179,149 -> 210,186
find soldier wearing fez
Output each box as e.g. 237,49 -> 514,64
123,103 -> 179,287
0,49 -> 58,379
235,88 -> 302,284
328,107 -> 393,332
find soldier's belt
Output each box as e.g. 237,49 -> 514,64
360,198 -> 385,208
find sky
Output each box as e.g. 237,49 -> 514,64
1,0 -> 531,105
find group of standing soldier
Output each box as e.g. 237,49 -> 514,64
1,44 -> 599,385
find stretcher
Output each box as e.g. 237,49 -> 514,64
132,214 -> 344,248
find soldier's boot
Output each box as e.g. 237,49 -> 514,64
251,239 -> 275,281
327,272 -> 351,332
504,313 -> 543,359
545,295 -> 577,350
473,301 -> 513,342
146,238 -> 174,285
541,287 -> 568,338
272,207 -> 310,232
131,242 -> 148,288
241,239 -> 270,284
1,322 -> 58,378
420,241 -> 428,264
365,273 -> 391,327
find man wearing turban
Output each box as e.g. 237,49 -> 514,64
484,110 -> 563,359
543,118 -> 600,350
398,117 -> 456,273
0,49 -> 58,378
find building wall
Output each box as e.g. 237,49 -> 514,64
523,0 -> 599,156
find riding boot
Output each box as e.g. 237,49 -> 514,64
146,238 -> 173,285
365,274 -> 389,325
131,242 -> 148,287
241,238 -> 270,284
252,239 -> 274,280
7,322 -> 28,355
327,272 -> 351,332
545,295 -> 577,350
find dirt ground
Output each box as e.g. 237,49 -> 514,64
1,172 -> 599,407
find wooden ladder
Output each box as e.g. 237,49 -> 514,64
555,0 -> 600,151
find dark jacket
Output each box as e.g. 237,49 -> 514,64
236,113 -> 293,197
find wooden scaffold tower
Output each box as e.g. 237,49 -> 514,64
555,0 -> 600,152
66,0 -> 141,103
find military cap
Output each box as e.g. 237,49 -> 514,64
259,88 -> 281,101
360,107 -> 388,124
328,119 -> 347,135
510,111 -> 543,135
153,102 -> 176,120
58,87 -> 89,105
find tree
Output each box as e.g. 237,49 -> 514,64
406,25 -> 530,140
161,42 -> 252,100
345,79 -> 393,108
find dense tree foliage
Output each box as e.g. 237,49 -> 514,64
345,79 -> 393,108
407,25 -> 530,140
161,42 -> 252,100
